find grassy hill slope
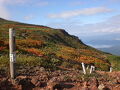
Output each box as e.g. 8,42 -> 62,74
0,18 -> 119,71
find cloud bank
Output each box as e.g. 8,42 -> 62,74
0,0 -> 49,19
47,14 -> 120,35
0,0 -> 28,19
48,7 -> 113,19
0,0 -> 10,19
24,15 -> 34,20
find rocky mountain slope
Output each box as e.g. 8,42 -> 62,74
0,18 -> 120,90
0,18 -> 119,71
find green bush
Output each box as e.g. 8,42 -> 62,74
95,62 -> 110,71
0,54 -> 63,71
16,54 -> 41,67
107,55 -> 120,71
72,64 -> 82,70
61,62 -> 71,68
81,72 -> 101,81
0,55 -> 9,69
16,54 -> 61,69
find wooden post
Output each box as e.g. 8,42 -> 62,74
9,28 -> 16,79
86,65 -> 89,70
110,67 -> 112,72
81,62 -> 86,74
93,66 -> 95,72
90,65 -> 95,74
90,66 -> 92,74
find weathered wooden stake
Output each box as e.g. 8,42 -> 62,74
90,65 -> 95,74
86,65 -> 89,70
90,66 -> 92,74
81,62 -> 86,74
9,28 -> 16,79
93,66 -> 95,71
110,67 -> 112,72
90,65 -> 94,74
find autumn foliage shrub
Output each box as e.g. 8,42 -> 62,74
0,47 -> 6,51
0,55 -> 9,71
61,61 -> 73,68
21,48 -> 44,56
0,40 -> 7,51
17,39 -> 44,48
0,40 -> 4,46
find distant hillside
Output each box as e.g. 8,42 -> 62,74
81,34 -> 120,56
0,18 -> 119,71
99,46 -> 120,56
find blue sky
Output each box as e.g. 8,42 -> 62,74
0,0 -> 120,38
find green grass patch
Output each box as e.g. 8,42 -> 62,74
107,55 -> 120,71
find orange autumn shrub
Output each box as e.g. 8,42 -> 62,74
75,55 -> 107,64
59,45 -> 78,54
17,39 -> 44,47
56,45 -> 80,60
0,46 -> 6,51
22,48 -> 44,56
0,40 -> 5,44
80,49 -> 100,56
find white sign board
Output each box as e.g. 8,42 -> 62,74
10,53 -> 16,62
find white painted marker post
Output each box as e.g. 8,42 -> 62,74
90,66 -> 93,74
93,66 -> 95,72
110,67 -> 112,72
81,62 -> 86,74
90,65 -> 95,74
9,28 -> 16,79
86,65 -> 89,70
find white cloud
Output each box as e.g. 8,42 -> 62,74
24,15 -> 34,20
47,14 -> 120,36
87,15 -> 120,34
0,6 -> 10,19
0,0 -> 28,19
13,0 -> 28,4
48,7 -> 113,19
109,0 -> 120,2
0,0 -> 49,19
0,0 -> 28,5
85,15 -> 120,34
114,38 -> 120,40
88,44 -> 112,48
70,1 -> 84,6
37,1 -> 49,6
0,1 -> 10,19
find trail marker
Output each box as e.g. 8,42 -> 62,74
81,62 -> 86,74
9,28 -> 16,79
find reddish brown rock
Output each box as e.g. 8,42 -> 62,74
98,84 -> 105,90
18,78 -> 35,90
113,85 -> 120,90
31,76 -> 41,87
47,77 -> 59,90
81,81 -> 89,90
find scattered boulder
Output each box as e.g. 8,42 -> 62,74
40,67 -> 45,72
98,84 -> 105,90
113,85 -> 120,90
90,78 -> 99,90
47,77 -> 59,90
0,78 -> 14,90
18,78 -> 35,90
81,81 -> 89,90
31,76 -> 41,87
